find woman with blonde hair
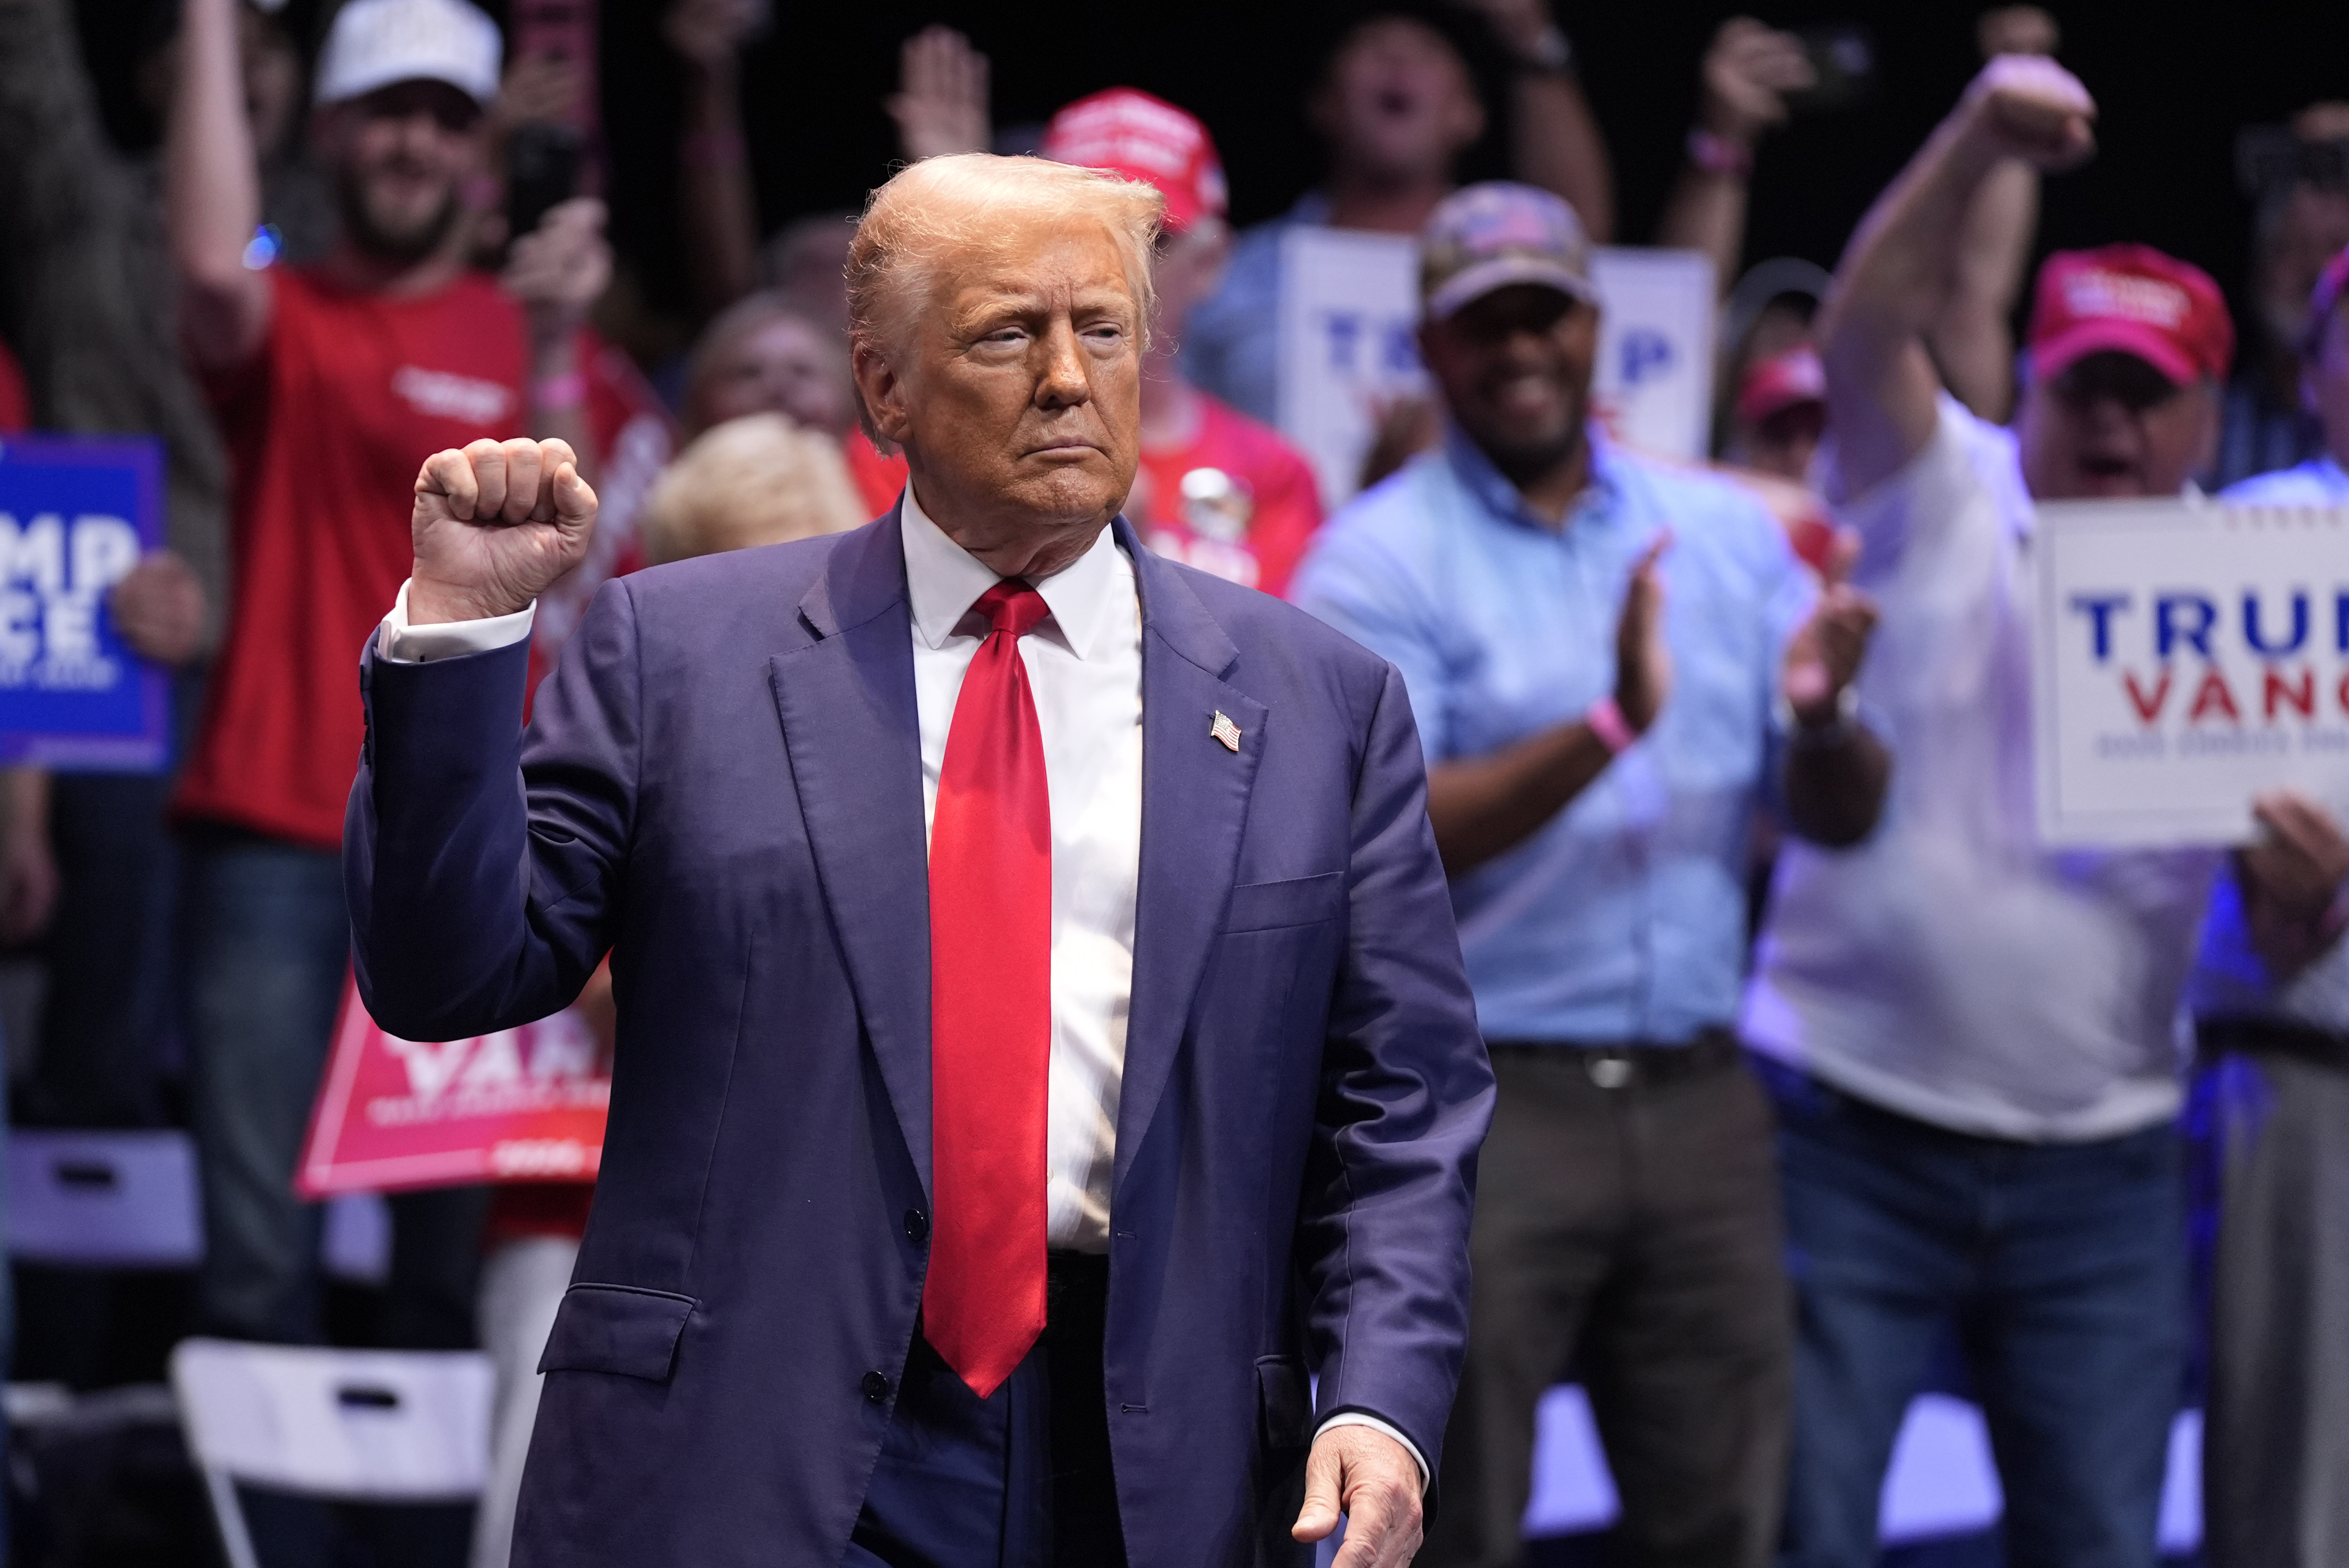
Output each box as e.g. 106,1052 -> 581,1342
638,411 -> 868,565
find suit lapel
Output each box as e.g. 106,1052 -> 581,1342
1114,521 -> 1267,1195
768,511 -> 936,1197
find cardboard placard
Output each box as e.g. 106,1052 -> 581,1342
1274,232 -> 1715,506
296,975 -> 608,1197
2033,497 -> 2349,847
0,437 -> 171,770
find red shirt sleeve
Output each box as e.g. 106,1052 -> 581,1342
1246,440 -> 1325,600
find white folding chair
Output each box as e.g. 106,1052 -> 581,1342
169,1338 -> 494,1568
6,1128 -> 202,1268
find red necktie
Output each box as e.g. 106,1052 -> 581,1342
923,580 -> 1052,1398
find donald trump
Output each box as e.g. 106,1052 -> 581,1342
346,154 -> 1493,1566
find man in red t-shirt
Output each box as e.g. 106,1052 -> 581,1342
166,0 -> 609,1346
1038,89 -> 1325,596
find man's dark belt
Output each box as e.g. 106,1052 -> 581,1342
1484,1027 -> 1744,1089
2198,1016 -> 2349,1073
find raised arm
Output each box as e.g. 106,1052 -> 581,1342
886,25 -> 990,164
166,0 -> 271,371
1460,0 -> 1615,242
349,438 -> 611,1039
1924,9 -> 2060,421
1655,18 -> 1814,292
1817,55 -> 2094,497
665,0 -> 763,316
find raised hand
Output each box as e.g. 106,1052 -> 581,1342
886,25 -> 990,163
1292,1425 -> 1424,1568
662,0 -> 764,72
1614,531 -> 1674,735
1782,527 -> 1878,727
1698,17 -> 1816,147
503,197 -> 612,355
1959,53 -> 2096,170
410,437 -> 598,625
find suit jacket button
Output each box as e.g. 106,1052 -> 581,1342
905,1209 -> 929,1244
862,1371 -> 892,1404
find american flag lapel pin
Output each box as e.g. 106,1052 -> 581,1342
1210,710 -> 1242,753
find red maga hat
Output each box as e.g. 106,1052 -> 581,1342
1039,88 -> 1228,236
2028,244 -> 2234,386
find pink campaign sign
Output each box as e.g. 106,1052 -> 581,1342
296,974 -> 609,1197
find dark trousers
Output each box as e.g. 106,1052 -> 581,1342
1423,1039 -> 1792,1568
25,772 -> 178,1126
849,1253 -> 1126,1568
2190,1025 -> 2349,1568
182,829 -> 488,1349
1766,1062 -> 2184,1568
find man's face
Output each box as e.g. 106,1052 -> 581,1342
861,217 -> 1143,558
1419,284 -> 1597,481
2257,184 -> 2349,353
695,315 -> 854,437
1312,19 -> 1485,187
2016,350 -> 2218,500
1742,403 -> 1826,483
320,80 -> 484,265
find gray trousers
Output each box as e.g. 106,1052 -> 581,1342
2201,1042 -> 2349,1568
1421,1042 -> 1792,1568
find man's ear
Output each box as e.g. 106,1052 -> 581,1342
854,342 -> 915,450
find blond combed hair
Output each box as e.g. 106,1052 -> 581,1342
845,153 -> 1165,376
639,414 -> 869,566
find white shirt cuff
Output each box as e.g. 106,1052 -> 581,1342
377,579 -> 536,664
1314,1411 -> 1430,1493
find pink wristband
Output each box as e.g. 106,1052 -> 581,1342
1586,695 -> 1637,755
1687,127 -> 1755,178
532,371 -> 587,411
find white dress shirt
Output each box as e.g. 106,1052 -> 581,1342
899,486 -> 1143,1254
378,492 -> 1422,1476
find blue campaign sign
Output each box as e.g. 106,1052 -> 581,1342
0,437 -> 170,771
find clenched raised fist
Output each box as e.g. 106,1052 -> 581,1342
410,437 -> 598,625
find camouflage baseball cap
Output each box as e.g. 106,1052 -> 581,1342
1420,182 -> 1599,322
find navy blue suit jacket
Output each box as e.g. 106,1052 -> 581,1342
345,512 -> 1492,1567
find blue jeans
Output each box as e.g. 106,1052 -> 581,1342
183,832 -> 348,1342
1762,1063 -> 2186,1568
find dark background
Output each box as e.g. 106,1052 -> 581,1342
71,0 -> 2349,343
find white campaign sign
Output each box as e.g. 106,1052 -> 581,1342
2033,497 -> 2349,847
1274,231 -> 1716,507
1587,247 -> 1716,466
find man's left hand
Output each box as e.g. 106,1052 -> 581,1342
504,197 -> 612,352
1292,1425 -> 1423,1567
2243,791 -> 2349,923
1782,528 -> 1878,728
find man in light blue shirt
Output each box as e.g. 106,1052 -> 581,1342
2189,241 -> 2349,1568
1292,182 -> 1886,1568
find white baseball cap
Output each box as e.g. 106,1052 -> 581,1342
314,0 -> 503,109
